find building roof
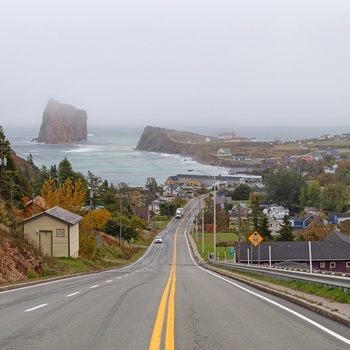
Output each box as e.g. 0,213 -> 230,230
132,206 -> 150,222
290,213 -> 314,222
326,231 -> 350,245
25,195 -> 48,210
164,183 -> 180,190
20,206 -> 83,226
328,212 -> 350,220
215,196 -> 231,205
236,235 -> 350,262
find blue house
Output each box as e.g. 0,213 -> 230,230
328,212 -> 350,224
289,213 -> 314,229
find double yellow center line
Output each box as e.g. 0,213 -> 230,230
149,227 -> 178,350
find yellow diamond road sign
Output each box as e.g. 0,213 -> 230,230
249,231 -> 263,247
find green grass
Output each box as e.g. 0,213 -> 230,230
191,231 -> 238,259
221,268 -> 350,304
168,131 -> 216,143
55,257 -> 102,274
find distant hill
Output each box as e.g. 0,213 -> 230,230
136,126 -> 350,168
136,126 -> 295,167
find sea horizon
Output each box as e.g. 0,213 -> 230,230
5,125 -> 228,187
4,123 -> 350,188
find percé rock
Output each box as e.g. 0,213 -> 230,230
37,99 -> 87,144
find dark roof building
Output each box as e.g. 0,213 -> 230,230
235,231 -> 350,272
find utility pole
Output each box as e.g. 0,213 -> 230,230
119,196 -> 123,247
119,193 -> 127,247
89,175 -> 95,234
202,207 -> 204,254
237,202 -> 241,263
31,194 -> 35,216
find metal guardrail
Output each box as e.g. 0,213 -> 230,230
209,259 -> 350,292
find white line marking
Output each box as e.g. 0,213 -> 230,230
25,304 -> 48,312
117,276 -> 122,279
66,292 -> 80,297
90,285 -> 99,289
184,229 -> 350,346
106,280 -> 113,283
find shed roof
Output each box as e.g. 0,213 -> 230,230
20,206 -> 83,226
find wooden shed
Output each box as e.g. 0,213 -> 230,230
20,206 -> 83,258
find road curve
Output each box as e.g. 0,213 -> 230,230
1,205 -> 350,349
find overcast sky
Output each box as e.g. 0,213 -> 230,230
1,0 -> 350,131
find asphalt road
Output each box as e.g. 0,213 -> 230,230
1,204 -> 350,349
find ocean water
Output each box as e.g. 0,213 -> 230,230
5,124 -> 350,187
5,125 -> 228,187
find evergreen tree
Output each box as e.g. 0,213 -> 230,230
0,126 -> 33,204
159,202 -> 176,217
276,215 -> 294,241
230,184 -> 251,200
32,165 -> 52,194
58,157 -> 81,183
249,195 -> 262,232
258,213 -> 272,241
104,218 -> 119,237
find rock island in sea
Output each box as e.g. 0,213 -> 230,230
36,99 -> 87,144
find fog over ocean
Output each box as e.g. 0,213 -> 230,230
4,124 -> 349,187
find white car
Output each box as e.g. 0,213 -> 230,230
155,236 -> 163,244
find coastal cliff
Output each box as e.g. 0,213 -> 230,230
37,99 -> 87,144
136,126 -> 241,167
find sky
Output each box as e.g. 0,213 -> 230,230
1,0 -> 350,131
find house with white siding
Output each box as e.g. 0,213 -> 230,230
217,148 -> 232,157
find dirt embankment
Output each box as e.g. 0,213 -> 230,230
0,236 -> 38,284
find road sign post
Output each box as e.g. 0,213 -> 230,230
248,231 -> 263,264
248,231 -> 263,247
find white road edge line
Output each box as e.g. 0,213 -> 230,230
90,285 -> 99,289
106,280 -> 113,283
184,228 -> 350,346
25,304 -> 48,312
66,292 -> 80,297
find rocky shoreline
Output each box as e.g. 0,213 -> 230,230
136,126 -> 257,171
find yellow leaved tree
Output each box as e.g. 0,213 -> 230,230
40,177 -> 58,208
41,177 -> 86,214
81,207 -> 111,231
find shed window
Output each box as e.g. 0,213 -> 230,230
330,262 -> 336,269
320,262 -> 325,268
56,228 -> 65,237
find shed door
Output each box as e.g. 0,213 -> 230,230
39,231 -> 53,257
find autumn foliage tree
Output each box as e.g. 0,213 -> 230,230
300,220 -> 335,241
41,177 -> 86,213
40,177 -> 58,208
81,208 -> 111,231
